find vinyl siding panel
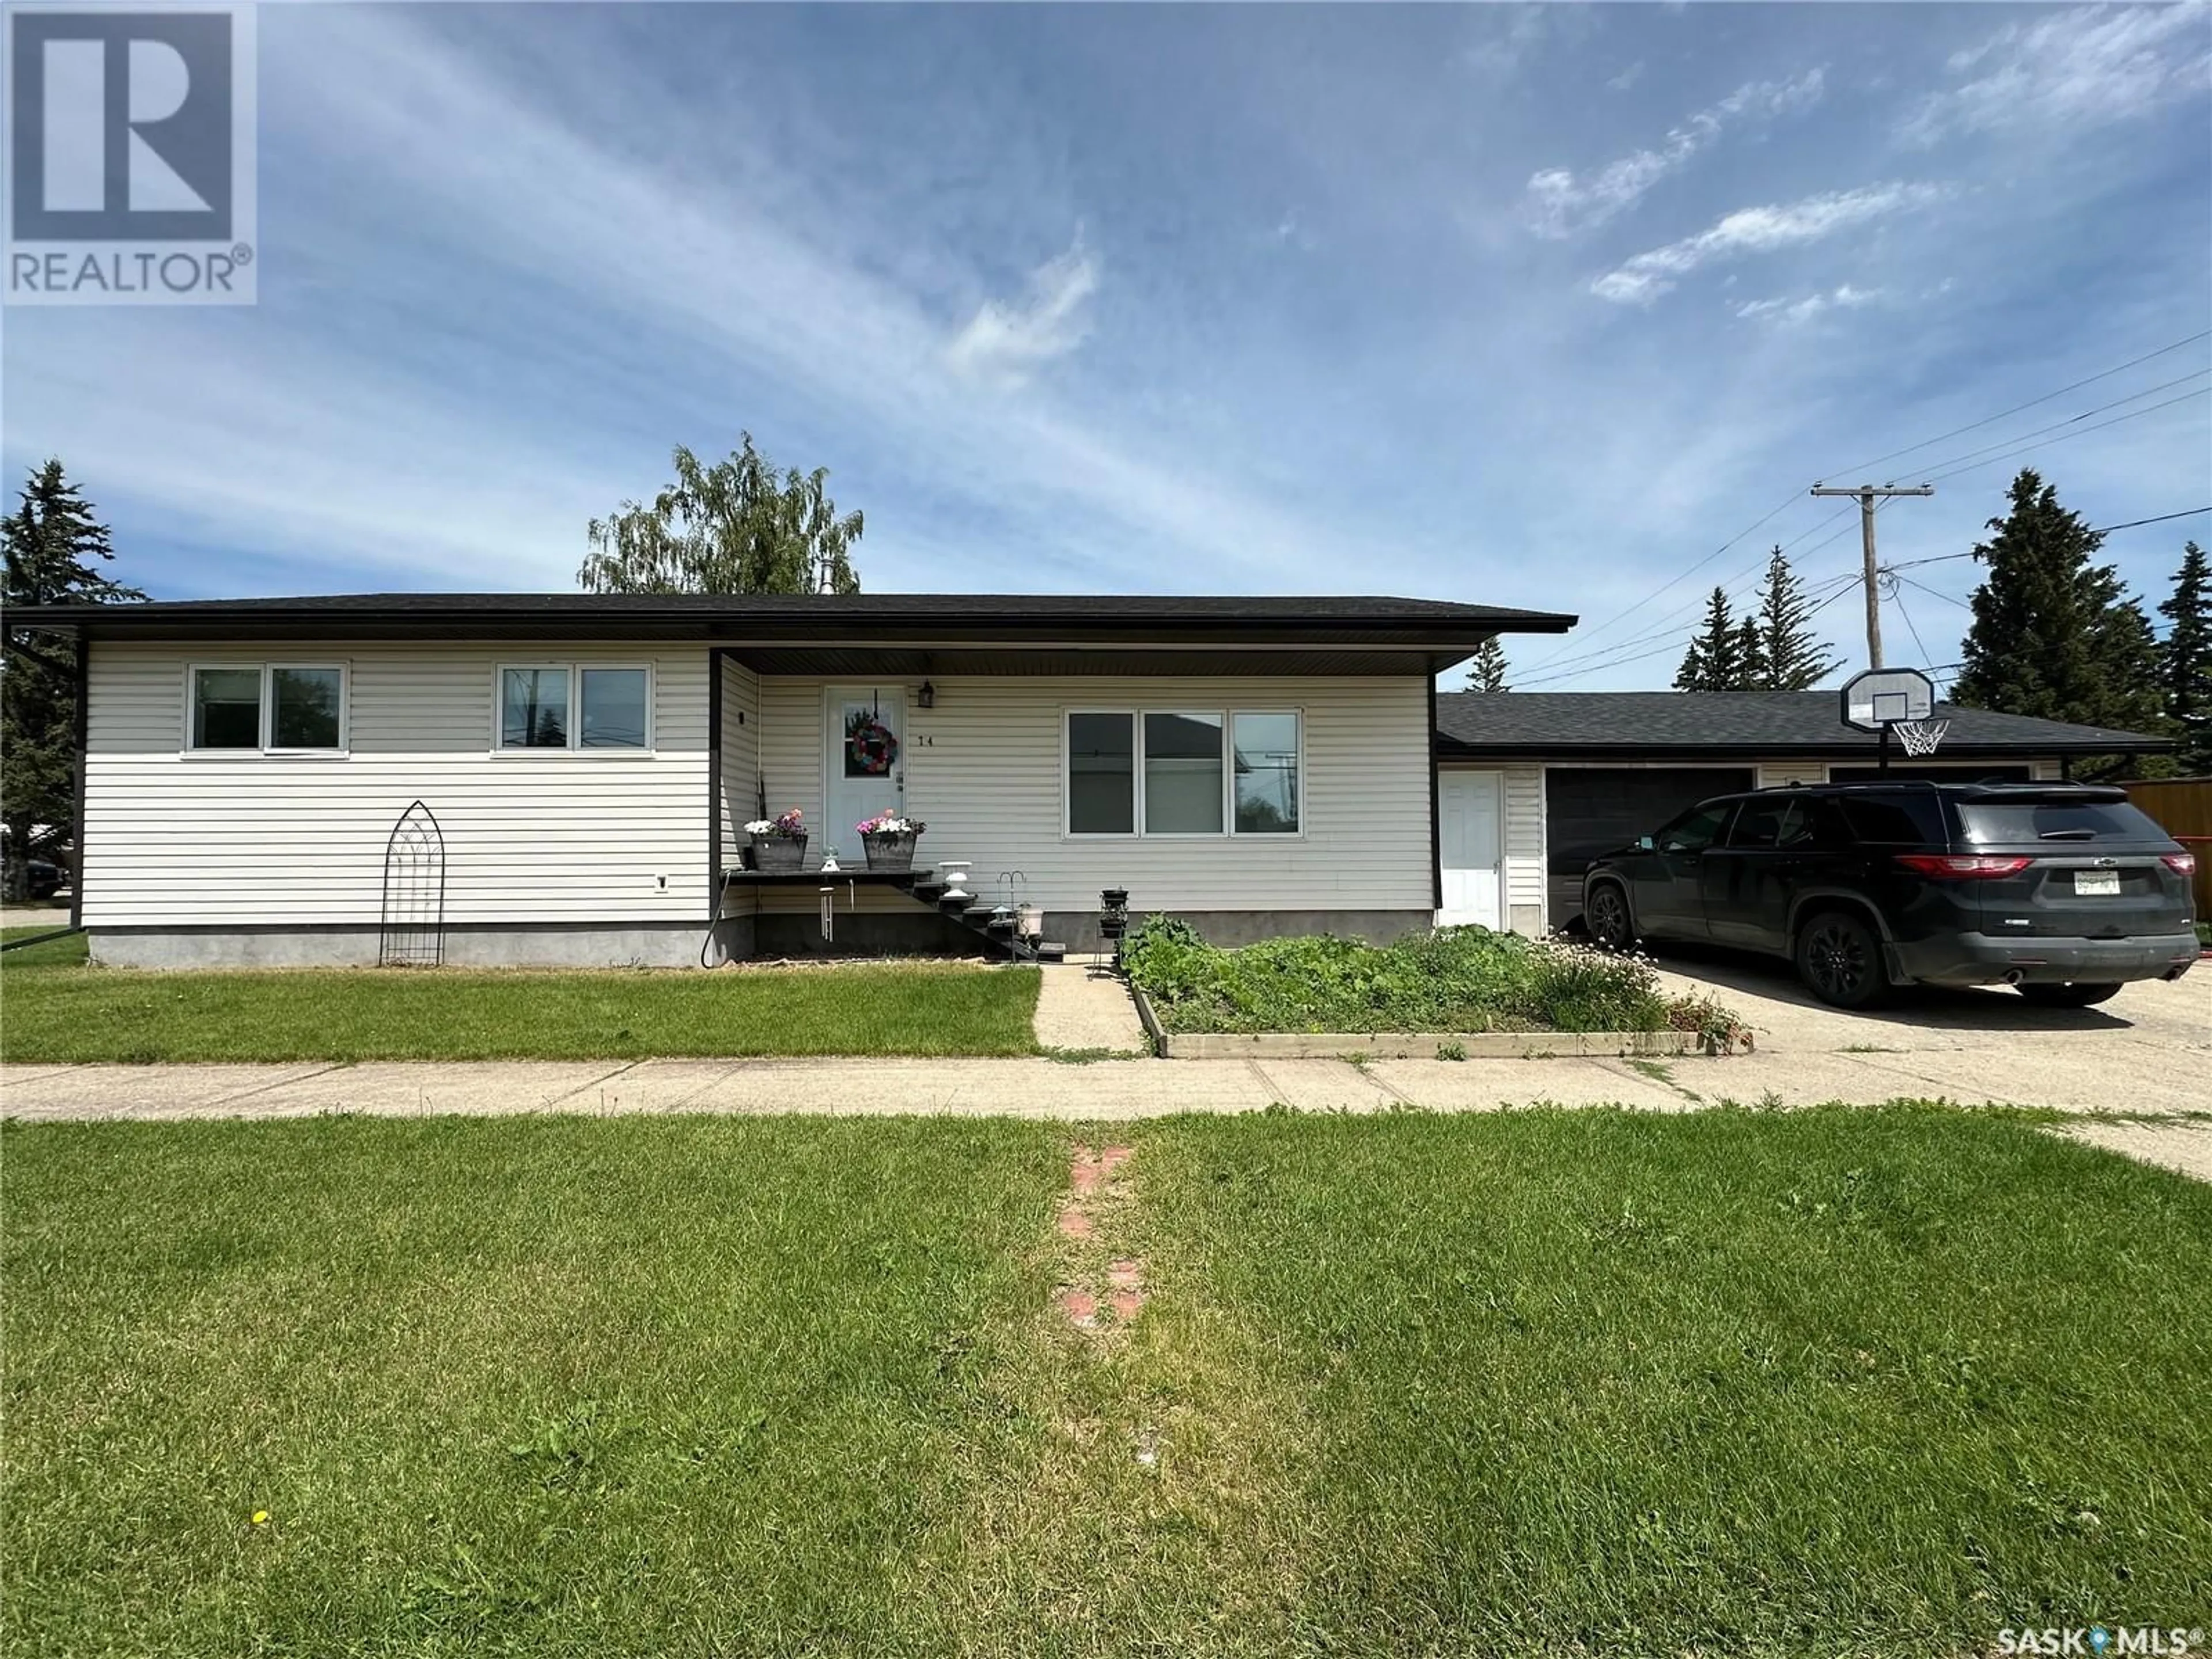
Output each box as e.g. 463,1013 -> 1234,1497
1758,762 -> 1822,789
743,674 -> 1433,913
82,641 -> 711,927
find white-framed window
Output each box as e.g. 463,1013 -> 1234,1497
1063,708 -> 1301,838
494,663 -> 652,753
185,663 -> 348,755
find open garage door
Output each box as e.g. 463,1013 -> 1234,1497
1545,766 -> 1755,927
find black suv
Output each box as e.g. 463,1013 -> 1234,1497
1581,782 -> 2199,1009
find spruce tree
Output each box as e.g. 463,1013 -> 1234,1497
1,461 -> 143,897
1950,469 -> 2164,747
1674,587 -> 1745,691
2158,540 -> 2212,774
1749,545 -> 1839,690
1463,635 -> 1510,692
1734,616 -> 1765,690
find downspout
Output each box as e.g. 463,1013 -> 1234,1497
1427,672 -> 1442,914
69,630 -> 89,933
703,647 -> 725,965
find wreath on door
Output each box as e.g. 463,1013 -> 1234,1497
845,709 -> 900,776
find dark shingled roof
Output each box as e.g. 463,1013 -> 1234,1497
16,591 -> 1570,630
1434,690 -> 2172,759
12,591 -> 1574,675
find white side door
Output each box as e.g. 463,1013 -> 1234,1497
1437,768 -> 1505,930
823,687 -> 906,863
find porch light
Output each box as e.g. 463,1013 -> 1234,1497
916,679 -> 936,709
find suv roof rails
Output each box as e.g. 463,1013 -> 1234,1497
1748,779 -> 2126,800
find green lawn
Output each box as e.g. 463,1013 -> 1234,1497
2,1116 -> 1071,1654
0,939 -> 1040,1060
5,1106 -> 2209,1656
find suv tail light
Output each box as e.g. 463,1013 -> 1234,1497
2162,852 -> 2198,876
1893,854 -> 2034,879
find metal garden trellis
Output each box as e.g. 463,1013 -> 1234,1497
379,800 -> 446,967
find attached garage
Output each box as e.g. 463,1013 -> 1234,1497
1542,766 -> 1753,927
1434,690 -> 2173,935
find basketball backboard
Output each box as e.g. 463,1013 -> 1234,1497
1839,667 -> 1936,733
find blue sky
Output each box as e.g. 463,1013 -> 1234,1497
4,1 -> 2209,689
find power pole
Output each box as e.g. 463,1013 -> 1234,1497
1809,482 -> 1933,668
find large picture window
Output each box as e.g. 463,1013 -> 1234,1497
1065,709 -> 1300,838
1232,711 -> 1300,834
498,665 -> 651,752
1144,713 -> 1224,834
1067,712 -> 1135,834
188,664 -> 347,753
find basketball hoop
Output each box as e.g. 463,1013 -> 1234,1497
1893,719 -> 1949,758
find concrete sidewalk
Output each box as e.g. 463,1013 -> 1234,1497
2,1042 -> 2204,1123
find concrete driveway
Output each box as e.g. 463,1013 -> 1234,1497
1641,941 -> 2211,1115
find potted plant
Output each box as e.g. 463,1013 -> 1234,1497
745,808 -> 809,872
856,812 -> 925,872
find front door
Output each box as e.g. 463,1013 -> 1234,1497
824,687 -> 906,865
1437,769 -> 1505,929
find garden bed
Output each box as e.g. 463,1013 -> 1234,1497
1121,918 -> 1748,1054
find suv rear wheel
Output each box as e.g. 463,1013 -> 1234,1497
1586,881 -> 1635,952
1795,910 -> 1888,1009
2015,982 -> 2123,1008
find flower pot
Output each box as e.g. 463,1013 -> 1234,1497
862,830 -> 920,872
751,833 -> 808,873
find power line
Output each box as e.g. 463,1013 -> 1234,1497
1513,562 -> 1866,690
2089,506 -> 2211,535
1887,578 -> 1936,671
1892,571 -> 1970,610
1921,388 -> 2209,486
1530,335 -> 2212,681
1519,506 -> 1865,680
1817,328 -> 2212,479
1516,506 -> 1876,688
1885,508 -> 2209,576
1889,370 -> 2210,482
1514,488 -> 1809,672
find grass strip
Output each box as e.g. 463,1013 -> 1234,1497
0,947 -> 1040,1061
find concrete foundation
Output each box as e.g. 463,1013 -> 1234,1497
92,923 -> 719,970
89,907 -> 1439,970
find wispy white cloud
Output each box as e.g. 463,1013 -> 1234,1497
1734,282 -> 1883,325
945,237 -> 1099,387
1900,3 -> 2211,145
1590,181 -> 1945,305
1524,68 -> 1825,238
1606,60 -> 1646,93
7,11 -> 1349,593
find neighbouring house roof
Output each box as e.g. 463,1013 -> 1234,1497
1434,690 -> 2174,760
15,592 -> 1575,677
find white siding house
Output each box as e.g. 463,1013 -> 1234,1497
36,592 -> 1573,967
82,641 -> 713,964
